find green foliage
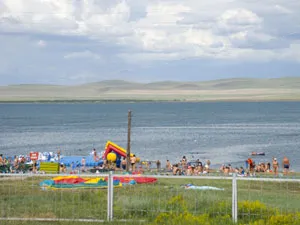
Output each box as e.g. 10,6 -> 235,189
207,201 -> 231,217
153,195 -> 233,225
156,212 -> 210,225
268,213 -> 300,225
1,177 -> 300,225
238,200 -> 277,222
166,195 -> 187,212
246,214 -> 300,225
152,196 -> 300,225
154,212 -> 234,225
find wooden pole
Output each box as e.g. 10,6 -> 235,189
126,110 -> 132,172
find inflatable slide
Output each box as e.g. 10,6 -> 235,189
103,141 -> 136,162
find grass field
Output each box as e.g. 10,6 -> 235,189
0,174 -> 300,224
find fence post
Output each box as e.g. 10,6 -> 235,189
107,171 -> 114,221
232,173 -> 238,223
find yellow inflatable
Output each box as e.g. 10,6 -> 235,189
107,152 -> 117,162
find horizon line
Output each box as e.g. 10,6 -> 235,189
2,76 -> 299,87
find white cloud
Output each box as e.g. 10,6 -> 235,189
215,8 -> 262,35
64,50 -> 102,60
0,0 -> 300,64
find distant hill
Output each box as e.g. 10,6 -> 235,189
1,77 -> 300,102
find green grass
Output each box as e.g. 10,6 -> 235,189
0,175 -> 299,225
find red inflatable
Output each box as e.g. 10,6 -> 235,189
54,177 -> 87,184
110,176 -> 157,184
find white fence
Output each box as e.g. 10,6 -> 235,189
0,173 -> 299,224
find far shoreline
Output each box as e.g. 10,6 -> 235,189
1,98 -> 300,104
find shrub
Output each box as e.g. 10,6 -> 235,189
238,200 -> 277,221
153,196 -> 300,225
155,212 -> 210,225
268,214 -> 300,225
164,195 -> 188,214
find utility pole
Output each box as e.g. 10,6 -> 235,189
126,110 -> 132,172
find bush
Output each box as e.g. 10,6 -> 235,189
238,200 -> 277,221
166,195 -> 187,213
268,214 -> 300,225
155,212 -> 210,225
152,195 -> 300,225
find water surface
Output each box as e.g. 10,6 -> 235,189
1,102 -> 299,170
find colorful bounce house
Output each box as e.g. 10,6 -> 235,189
103,141 -> 140,164
58,141 -> 136,168
33,141 -> 140,172
39,141 -> 157,189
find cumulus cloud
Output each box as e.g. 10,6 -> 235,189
215,8 -> 262,35
1,0 -> 299,60
0,0 -> 300,84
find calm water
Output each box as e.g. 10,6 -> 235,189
1,102 -> 300,170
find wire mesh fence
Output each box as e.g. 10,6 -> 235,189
0,174 -> 108,222
113,175 -> 233,221
236,177 -> 300,223
0,173 -> 299,224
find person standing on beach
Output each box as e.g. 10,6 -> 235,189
245,160 -> 249,171
57,149 -> 61,161
130,154 -> 137,171
121,157 -> 127,170
81,157 -> 86,172
166,160 -> 172,171
282,156 -> 290,175
32,160 -> 37,173
0,154 -> 4,166
247,158 -> 254,176
71,162 -> 76,173
272,158 -> 279,176
156,160 -> 161,172
93,148 -> 99,162
181,156 -> 187,172
205,159 -> 211,172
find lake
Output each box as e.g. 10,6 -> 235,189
0,102 -> 299,170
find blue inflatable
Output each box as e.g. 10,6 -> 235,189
59,155 -> 103,167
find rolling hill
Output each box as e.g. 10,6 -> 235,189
1,77 -> 300,102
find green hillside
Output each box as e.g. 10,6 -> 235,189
1,77 -> 300,102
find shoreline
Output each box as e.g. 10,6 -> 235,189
1,99 -> 300,104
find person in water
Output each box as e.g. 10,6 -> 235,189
282,156 -> 290,175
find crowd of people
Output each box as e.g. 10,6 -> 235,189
219,156 -> 291,176
0,154 -> 32,173
90,154 -> 212,176
167,156 -> 211,175
129,156 -> 212,176
119,155 -> 292,177
0,148 -> 293,177
89,153 -> 139,172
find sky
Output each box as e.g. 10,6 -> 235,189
0,0 -> 300,85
